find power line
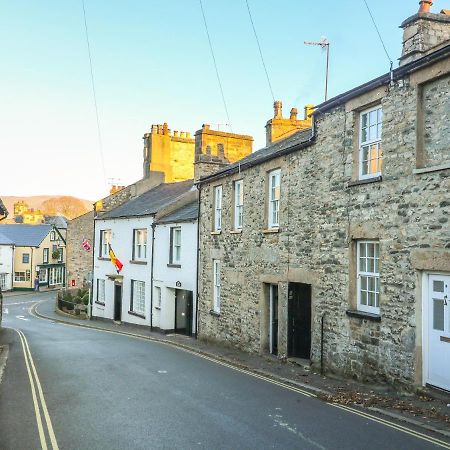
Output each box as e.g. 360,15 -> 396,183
245,0 -> 275,103
82,0 -> 108,190
362,0 -> 393,69
199,0 -> 232,132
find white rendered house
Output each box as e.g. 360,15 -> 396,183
0,233 -> 14,291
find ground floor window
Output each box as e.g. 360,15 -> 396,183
154,286 -> 162,309
39,268 -> 48,283
131,280 -> 145,316
97,279 -> 105,303
357,241 -> 380,314
0,273 -> 8,290
49,266 -> 64,286
14,271 -> 30,282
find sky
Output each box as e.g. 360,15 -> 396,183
1,0 -> 446,201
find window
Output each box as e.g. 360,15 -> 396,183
0,273 -> 7,290
15,272 -> 26,282
43,248 -> 49,264
26,270 -> 31,281
213,260 -> 221,313
50,231 -> 56,241
49,267 -> 64,285
133,229 -> 147,260
170,227 -> 181,265
359,106 -> 383,179
58,248 -> 63,263
22,253 -> 30,264
213,185 -> 222,231
100,230 -> 112,258
131,280 -> 145,316
234,180 -> 243,230
39,268 -> 47,283
97,279 -> 105,304
268,169 -> 281,228
357,241 -> 380,314
154,286 -> 162,309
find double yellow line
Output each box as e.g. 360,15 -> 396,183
15,329 -> 59,450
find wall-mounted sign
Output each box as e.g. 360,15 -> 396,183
82,239 -> 92,252
176,281 -> 182,287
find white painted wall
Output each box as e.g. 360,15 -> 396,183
92,217 -> 153,326
153,221 -> 198,333
0,244 -> 14,291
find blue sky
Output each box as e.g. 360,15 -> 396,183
1,0 -> 445,200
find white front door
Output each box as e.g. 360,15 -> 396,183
427,274 -> 450,391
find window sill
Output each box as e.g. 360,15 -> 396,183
262,228 -> 280,234
346,309 -> 381,322
128,310 -> 146,319
167,263 -> 181,268
347,175 -> 382,187
94,301 -> 105,306
211,231 -> 222,235
129,260 -> 147,265
413,163 -> 450,175
97,257 -> 111,261
230,229 -> 242,234
154,306 -> 161,310
210,309 -> 220,317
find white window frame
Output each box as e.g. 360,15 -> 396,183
97,279 -> 105,304
14,272 -> 26,282
170,227 -> 182,265
214,185 -> 222,231
154,286 -> 162,309
131,280 -> 145,316
0,273 -> 7,290
234,180 -> 243,230
100,229 -> 111,258
357,241 -> 380,315
268,169 -> 281,229
359,106 -> 383,180
39,268 -> 47,283
58,248 -> 63,263
133,229 -> 147,261
50,230 -> 56,241
213,259 -> 221,313
43,248 -> 49,264
49,266 -> 64,286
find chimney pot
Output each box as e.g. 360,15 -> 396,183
202,124 -> 210,131
290,107 -> 298,121
274,100 -> 283,118
180,131 -> 186,138
419,0 -> 433,13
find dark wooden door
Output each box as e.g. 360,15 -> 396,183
288,283 -> 311,358
114,284 -> 122,321
175,290 -> 193,336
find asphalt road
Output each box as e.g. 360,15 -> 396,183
0,292 -> 448,450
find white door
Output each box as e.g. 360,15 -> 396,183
427,275 -> 450,391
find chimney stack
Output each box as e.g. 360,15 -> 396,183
290,108 -> 298,121
273,100 -> 283,118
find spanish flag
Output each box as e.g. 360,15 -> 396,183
108,244 -> 123,273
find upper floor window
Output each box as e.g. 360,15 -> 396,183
22,253 -> 30,264
43,248 -> 49,264
213,259 -> 221,313
99,230 -> 111,258
234,180 -> 243,230
357,241 -> 380,315
170,227 -> 181,265
58,248 -> 63,263
133,229 -> 147,260
214,186 -> 222,231
268,169 -> 281,229
359,106 -> 383,179
50,230 -> 56,241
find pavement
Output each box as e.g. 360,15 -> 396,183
1,290 -> 449,449
30,292 -> 450,435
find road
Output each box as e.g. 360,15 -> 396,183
0,291 -> 448,450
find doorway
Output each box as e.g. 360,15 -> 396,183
175,289 -> 193,336
288,283 -> 311,359
425,274 -> 450,392
114,283 -> 122,321
269,284 -> 278,355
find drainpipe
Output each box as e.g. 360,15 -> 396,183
321,312 -> 326,375
150,221 -> 156,331
194,183 -> 201,339
89,218 -> 97,320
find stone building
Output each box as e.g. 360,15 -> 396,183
143,122 -> 253,182
196,5 -> 450,390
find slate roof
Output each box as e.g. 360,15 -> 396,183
100,180 -> 195,220
0,232 -> 14,245
0,198 -> 7,217
0,224 -> 52,247
197,128 -> 313,184
45,215 -> 68,229
156,201 -> 198,224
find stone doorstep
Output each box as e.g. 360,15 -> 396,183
32,301 -> 450,440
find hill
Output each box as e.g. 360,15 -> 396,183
1,195 -> 93,220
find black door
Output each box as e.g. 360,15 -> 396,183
114,284 -> 122,321
288,283 -> 311,358
270,285 -> 278,355
175,290 -> 193,336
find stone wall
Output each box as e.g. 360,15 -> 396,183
197,55 -> 450,387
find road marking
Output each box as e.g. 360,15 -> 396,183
4,300 -> 37,306
15,329 -> 59,450
30,302 -> 450,448
16,315 -> 30,321
331,403 -> 450,449
4,308 -> 8,315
